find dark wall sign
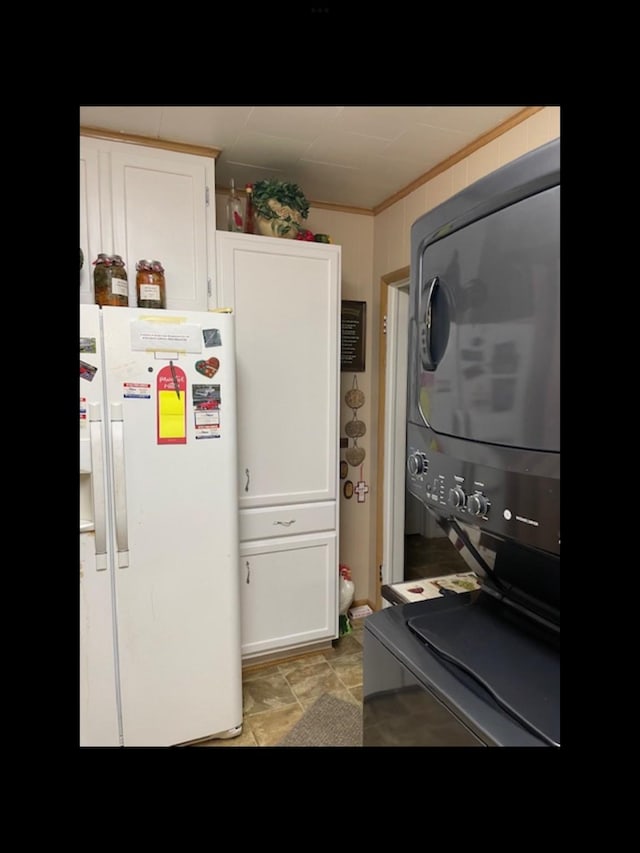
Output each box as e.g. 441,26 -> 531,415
341,300 -> 366,372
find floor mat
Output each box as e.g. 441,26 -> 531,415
277,694 -> 362,747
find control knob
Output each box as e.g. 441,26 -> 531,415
407,453 -> 427,476
448,486 -> 466,508
467,493 -> 489,517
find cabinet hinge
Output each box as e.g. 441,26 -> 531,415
383,315 -> 387,335
207,278 -> 212,297
205,186 -> 210,206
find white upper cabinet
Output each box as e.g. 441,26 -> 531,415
80,136 -> 217,311
80,143 -> 102,303
216,232 -> 341,509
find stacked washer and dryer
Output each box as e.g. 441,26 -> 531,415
363,139 -> 560,747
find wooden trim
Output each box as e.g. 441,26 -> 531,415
373,107 -> 545,215
80,125 -> 221,159
307,200 -> 374,216
382,266 -> 411,287
375,280 -> 389,611
241,641 -> 333,672
374,266 -> 410,610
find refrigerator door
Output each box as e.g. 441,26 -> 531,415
80,304 -> 120,746
100,307 -> 243,746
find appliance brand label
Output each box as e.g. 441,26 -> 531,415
515,515 -> 539,527
123,382 -> 151,399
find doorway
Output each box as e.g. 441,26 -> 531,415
375,269 -> 468,608
375,269 -> 410,608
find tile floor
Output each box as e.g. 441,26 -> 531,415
193,618 -> 365,747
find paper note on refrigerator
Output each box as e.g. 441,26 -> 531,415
157,364 -> 187,444
158,392 -> 186,439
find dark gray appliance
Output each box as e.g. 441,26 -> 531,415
363,590 -> 560,747
364,139 -> 560,747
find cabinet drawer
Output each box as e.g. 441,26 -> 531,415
239,502 -> 336,541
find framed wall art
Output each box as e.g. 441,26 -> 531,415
340,300 -> 366,372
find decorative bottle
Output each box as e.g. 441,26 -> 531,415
244,183 -> 255,234
226,179 -> 244,232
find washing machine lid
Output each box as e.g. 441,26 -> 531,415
407,591 -> 560,746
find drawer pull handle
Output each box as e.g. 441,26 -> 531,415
274,519 -> 296,527
245,560 -> 250,584
245,468 -> 250,492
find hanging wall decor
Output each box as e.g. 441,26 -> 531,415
344,375 -> 366,468
340,300 -> 366,372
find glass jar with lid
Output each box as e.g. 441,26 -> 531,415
94,254 -> 129,307
136,259 -> 166,309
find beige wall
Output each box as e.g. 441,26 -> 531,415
214,105 -> 561,607
305,209 -> 374,607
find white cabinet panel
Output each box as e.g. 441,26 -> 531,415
240,533 -> 338,658
110,147 -> 214,312
217,232 -> 340,508
217,232 -> 341,661
79,142 -> 102,304
80,136 -> 216,312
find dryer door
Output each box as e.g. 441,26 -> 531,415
411,185 -> 560,454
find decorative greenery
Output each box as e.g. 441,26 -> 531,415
251,179 -> 310,232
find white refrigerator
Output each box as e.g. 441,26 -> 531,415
80,304 -> 243,747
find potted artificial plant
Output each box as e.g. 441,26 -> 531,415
251,179 -> 310,238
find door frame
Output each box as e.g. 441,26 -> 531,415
375,266 -> 410,608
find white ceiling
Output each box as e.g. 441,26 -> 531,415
79,105 -> 528,211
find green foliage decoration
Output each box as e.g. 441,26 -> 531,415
252,179 -> 310,224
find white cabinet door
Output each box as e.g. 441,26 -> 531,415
79,142 -> 102,304
80,136 -> 216,312
217,232 -> 341,508
110,145 -> 215,312
240,532 -> 338,658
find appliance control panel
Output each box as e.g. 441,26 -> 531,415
406,423 -> 560,556
407,448 -> 492,521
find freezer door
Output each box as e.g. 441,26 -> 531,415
100,307 -> 243,746
80,304 -> 120,746
80,532 -> 120,746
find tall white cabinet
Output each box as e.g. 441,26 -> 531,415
80,135 -> 217,311
216,232 -> 341,662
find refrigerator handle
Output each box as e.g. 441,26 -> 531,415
110,402 -> 130,568
88,403 -> 108,571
